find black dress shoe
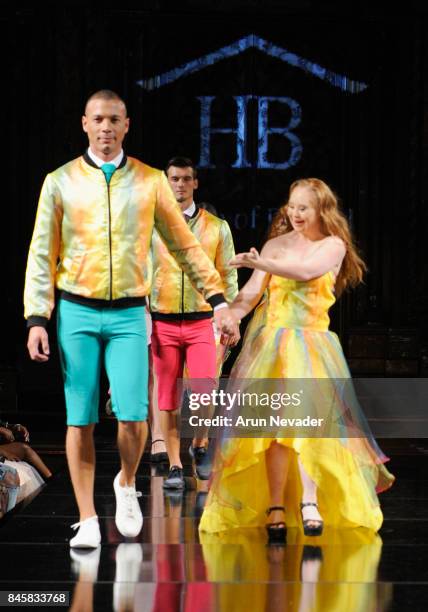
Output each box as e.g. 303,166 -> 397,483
189,445 -> 212,480
150,439 -> 168,463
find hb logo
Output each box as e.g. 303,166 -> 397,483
197,96 -> 302,170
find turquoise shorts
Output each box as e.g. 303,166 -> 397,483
57,299 -> 148,426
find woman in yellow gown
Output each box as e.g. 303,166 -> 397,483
199,178 -> 394,541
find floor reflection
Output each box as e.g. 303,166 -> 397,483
199,528 -> 393,612
69,547 -> 100,612
68,477 -> 393,612
9,444 -> 425,610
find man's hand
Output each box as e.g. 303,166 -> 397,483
27,326 -> 50,362
213,306 -> 239,338
0,427 -> 14,442
220,326 -> 240,347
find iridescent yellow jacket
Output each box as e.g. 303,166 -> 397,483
150,207 -> 238,319
24,155 -> 225,323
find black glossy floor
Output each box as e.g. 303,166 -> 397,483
1,438 -> 428,611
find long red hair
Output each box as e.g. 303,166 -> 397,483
268,178 -> 366,295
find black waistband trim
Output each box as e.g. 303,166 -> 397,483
61,291 -> 146,309
151,311 -> 212,321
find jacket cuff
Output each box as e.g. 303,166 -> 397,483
206,293 -> 226,308
27,316 -> 48,329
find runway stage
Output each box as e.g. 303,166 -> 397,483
0,438 -> 427,611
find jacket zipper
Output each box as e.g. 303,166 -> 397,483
181,271 -> 184,313
181,216 -> 193,313
107,182 -> 113,301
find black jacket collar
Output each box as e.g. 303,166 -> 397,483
83,151 -> 128,170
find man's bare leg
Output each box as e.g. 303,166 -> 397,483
113,421 -> 147,538
66,424 -> 97,521
148,354 -> 166,456
190,388 -> 215,480
117,421 -> 148,486
160,410 -> 181,468
192,403 -> 212,448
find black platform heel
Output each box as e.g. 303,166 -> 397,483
300,502 -> 323,536
265,506 -> 287,545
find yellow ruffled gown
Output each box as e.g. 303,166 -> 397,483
199,272 -> 394,534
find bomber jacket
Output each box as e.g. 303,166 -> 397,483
24,153 -> 225,326
150,207 -> 238,320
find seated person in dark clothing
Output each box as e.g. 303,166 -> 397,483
0,421 -> 52,480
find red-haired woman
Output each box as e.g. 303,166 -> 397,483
199,179 -> 394,543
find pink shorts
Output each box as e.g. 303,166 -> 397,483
151,319 -> 217,411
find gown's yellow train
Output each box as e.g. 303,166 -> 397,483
199,272 -> 394,534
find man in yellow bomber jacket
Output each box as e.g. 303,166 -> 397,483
150,157 -> 239,489
24,90 -> 237,548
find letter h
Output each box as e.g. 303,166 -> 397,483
198,96 -> 253,168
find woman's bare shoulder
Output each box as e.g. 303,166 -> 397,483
262,232 -> 294,254
324,235 -> 346,252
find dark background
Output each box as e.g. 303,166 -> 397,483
2,1 -> 428,417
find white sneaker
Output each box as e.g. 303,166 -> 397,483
70,515 -> 101,549
113,472 -> 143,538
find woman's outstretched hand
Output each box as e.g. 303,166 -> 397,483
229,248 -> 262,270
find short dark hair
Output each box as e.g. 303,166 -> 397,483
85,89 -> 127,115
165,156 -> 197,179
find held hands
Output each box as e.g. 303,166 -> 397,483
27,326 -> 50,362
229,247 -> 262,270
213,306 -> 239,342
220,324 -> 241,347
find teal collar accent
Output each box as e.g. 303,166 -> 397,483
101,163 -> 116,184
